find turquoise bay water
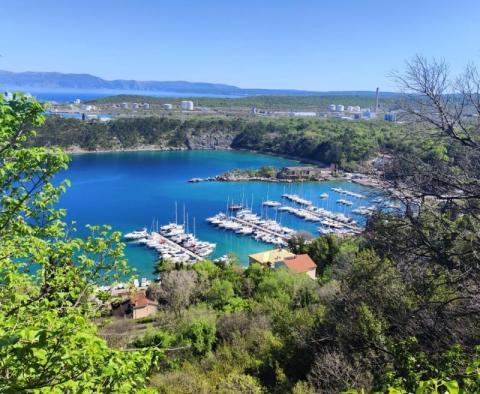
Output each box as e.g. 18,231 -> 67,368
58,150 -> 377,278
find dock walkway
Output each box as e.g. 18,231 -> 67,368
150,232 -> 202,261
231,217 -> 290,241
282,206 -> 362,234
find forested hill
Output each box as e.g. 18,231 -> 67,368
35,116 -> 403,170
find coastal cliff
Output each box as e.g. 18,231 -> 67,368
186,131 -> 235,150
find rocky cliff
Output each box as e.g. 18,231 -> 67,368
185,131 -> 235,150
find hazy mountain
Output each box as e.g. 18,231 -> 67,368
0,70 -> 397,97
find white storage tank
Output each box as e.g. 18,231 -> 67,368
162,103 -> 173,110
336,105 -> 345,112
328,104 -> 336,111
181,100 -> 194,111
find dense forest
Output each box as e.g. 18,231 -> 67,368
34,115 -> 403,171
1,55 -> 479,393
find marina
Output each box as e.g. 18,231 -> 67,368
59,150 -> 381,276
278,205 -> 362,234
207,208 -> 294,247
281,193 -> 313,206
125,222 -> 216,264
331,187 -> 366,199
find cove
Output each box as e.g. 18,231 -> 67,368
58,150 -> 375,278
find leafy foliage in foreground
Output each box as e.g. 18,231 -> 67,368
0,95 -> 157,392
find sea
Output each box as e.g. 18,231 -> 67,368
56,150 -> 379,279
4,88 -> 241,103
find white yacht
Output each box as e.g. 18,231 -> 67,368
263,200 -> 281,207
124,228 -> 149,240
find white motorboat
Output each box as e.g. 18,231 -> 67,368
124,228 -> 149,240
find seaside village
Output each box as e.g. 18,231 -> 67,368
101,172 -> 390,320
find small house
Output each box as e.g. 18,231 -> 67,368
111,291 -> 158,320
275,254 -> 317,279
277,166 -> 327,180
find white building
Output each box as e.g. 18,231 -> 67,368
181,100 -> 194,111
81,104 -> 95,111
73,98 -> 81,105
336,105 -> 345,112
352,106 -> 361,112
121,103 -> 129,109
290,111 -> 317,117
162,103 -> 173,110
328,104 -> 336,111
346,106 -> 354,112
142,103 -> 150,109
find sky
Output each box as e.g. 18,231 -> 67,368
1,0 -> 480,91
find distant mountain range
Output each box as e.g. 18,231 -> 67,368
0,70 -> 398,97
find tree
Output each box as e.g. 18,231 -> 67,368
0,94 -> 156,392
157,270 -> 198,316
216,373 -> 264,393
287,232 -> 313,255
182,318 -> 216,356
207,279 -> 235,309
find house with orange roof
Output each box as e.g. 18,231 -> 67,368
275,254 -> 317,279
111,290 -> 158,320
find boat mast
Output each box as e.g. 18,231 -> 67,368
183,203 -> 186,228
175,201 -> 178,225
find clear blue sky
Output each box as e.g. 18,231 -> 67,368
1,0 -> 479,91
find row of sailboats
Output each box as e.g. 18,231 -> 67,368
124,202 -> 216,264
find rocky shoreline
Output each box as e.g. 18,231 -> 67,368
63,145 -> 233,154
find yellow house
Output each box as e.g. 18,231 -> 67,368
248,248 -> 295,268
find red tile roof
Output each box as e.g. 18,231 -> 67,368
131,292 -> 157,308
283,254 -> 317,273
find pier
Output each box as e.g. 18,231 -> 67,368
207,210 -> 293,247
232,216 -> 290,241
280,205 -> 362,234
149,232 -> 203,261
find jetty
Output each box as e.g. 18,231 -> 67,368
281,194 -> 313,206
278,205 -> 362,234
233,216 -> 290,241
149,232 -> 202,260
126,222 -> 215,264
207,209 -> 294,247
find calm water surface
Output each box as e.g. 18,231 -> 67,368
58,150 -> 377,278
